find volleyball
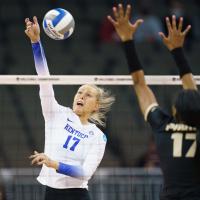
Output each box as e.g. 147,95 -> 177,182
42,8 -> 75,40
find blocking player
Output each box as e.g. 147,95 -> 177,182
108,4 -> 200,200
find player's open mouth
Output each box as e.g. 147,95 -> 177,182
77,101 -> 83,106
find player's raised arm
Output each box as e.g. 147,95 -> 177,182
108,4 -> 158,119
25,16 -> 50,76
159,15 -> 197,90
25,16 -> 59,120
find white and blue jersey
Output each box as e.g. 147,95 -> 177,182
32,42 -> 107,189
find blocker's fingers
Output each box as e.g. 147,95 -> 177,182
178,17 -> 183,32
107,15 -> 117,26
166,17 -> 172,32
158,32 -> 166,40
125,4 -> 131,20
112,6 -> 119,20
118,4 -> 124,17
182,25 -> 191,36
172,15 -> 177,30
134,19 -> 144,29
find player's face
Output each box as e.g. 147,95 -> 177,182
73,85 -> 99,118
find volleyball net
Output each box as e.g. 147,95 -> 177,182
0,75 -> 199,200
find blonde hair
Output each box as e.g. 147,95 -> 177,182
89,85 -> 115,127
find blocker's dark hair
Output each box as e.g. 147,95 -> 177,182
174,89 -> 200,127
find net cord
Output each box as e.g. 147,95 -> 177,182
0,75 -> 199,85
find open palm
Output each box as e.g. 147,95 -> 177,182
107,4 -> 143,42
159,15 -> 191,51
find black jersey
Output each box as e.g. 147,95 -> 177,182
147,105 -> 200,199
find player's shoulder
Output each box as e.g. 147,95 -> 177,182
89,124 -> 107,143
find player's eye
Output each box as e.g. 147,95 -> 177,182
86,93 -> 92,97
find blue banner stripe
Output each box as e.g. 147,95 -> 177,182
52,8 -> 67,27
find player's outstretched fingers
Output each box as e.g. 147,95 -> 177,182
172,15 -> 177,30
112,6 -> 119,20
134,19 -> 144,29
166,17 -> 172,33
159,32 -> 167,41
182,25 -> 191,36
107,15 -> 117,27
178,17 -> 183,32
118,4 -> 124,18
125,4 -> 131,20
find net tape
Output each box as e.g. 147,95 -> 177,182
0,75 -> 200,85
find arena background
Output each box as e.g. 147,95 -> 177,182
0,0 -> 199,199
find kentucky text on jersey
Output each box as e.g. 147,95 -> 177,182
165,123 -> 197,132
64,124 -> 89,139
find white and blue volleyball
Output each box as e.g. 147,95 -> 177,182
43,8 -> 75,40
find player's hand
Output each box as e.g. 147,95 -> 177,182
29,151 -> 53,168
25,16 -> 40,43
159,15 -> 191,51
107,4 -> 143,42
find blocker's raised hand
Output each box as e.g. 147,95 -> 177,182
25,16 -> 40,43
159,15 -> 191,51
107,4 -> 143,42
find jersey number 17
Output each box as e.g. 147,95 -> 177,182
171,133 -> 197,158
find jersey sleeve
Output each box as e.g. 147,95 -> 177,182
146,104 -> 171,131
81,133 -> 106,181
32,41 -> 59,121
57,133 -> 107,181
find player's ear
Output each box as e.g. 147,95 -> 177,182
94,101 -> 99,113
172,105 -> 176,117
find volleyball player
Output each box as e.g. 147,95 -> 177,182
25,16 -> 115,200
108,4 -> 200,200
